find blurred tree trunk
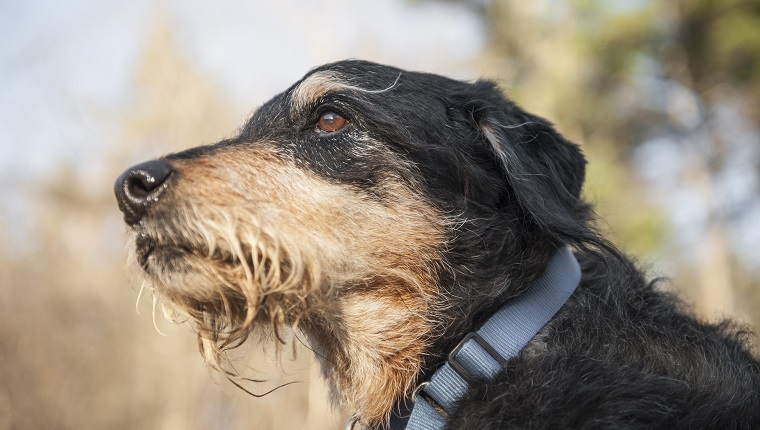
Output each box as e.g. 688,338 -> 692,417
694,164 -> 735,318
114,13 -> 237,165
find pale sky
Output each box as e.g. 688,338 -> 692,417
0,0 -> 485,183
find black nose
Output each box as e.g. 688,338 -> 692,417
114,159 -> 173,225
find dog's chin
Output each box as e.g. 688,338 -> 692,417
128,232 -> 308,373
132,242 -> 255,333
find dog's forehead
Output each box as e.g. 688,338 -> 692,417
289,70 -> 346,110
289,61 -> 406,108
241,61 -> 470,141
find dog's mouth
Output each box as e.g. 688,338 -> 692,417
135,234 -> 181,269
134,232 -> 238,273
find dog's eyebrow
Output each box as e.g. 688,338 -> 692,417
291,70 -> 402,110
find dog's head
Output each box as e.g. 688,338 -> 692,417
115,60 -> 590,425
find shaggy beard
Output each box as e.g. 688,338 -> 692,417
126,206 -> 320,372
122,172 -> 450,426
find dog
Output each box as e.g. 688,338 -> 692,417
115,60 -> 760,429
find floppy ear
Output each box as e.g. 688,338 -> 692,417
458,81 -> 590,244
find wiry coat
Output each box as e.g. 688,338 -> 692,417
115,60 -> 760,429
451,254 -> 760,429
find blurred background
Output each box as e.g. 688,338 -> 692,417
1,0 -> 759,429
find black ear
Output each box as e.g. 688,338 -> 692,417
458,81 -> 590,244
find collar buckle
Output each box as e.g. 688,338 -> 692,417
447,331 -> 509,383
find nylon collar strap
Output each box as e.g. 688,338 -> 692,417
394,246 -> 582,430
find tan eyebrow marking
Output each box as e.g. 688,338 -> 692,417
290,70 -> 402,110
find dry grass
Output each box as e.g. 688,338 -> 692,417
0,187 -> 344,430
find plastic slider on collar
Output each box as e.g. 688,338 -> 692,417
447,332 -> 509,383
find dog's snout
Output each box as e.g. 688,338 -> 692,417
114,159 -> 173,225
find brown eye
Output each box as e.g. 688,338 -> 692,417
317,111 -> 348,132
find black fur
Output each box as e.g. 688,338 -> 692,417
133,60 -> 760,428
270,61 -> 760,429
450,254 -> 760,429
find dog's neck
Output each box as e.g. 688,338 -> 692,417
380,246 -> 582,430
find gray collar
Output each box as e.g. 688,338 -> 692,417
389,246 -> 582,430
